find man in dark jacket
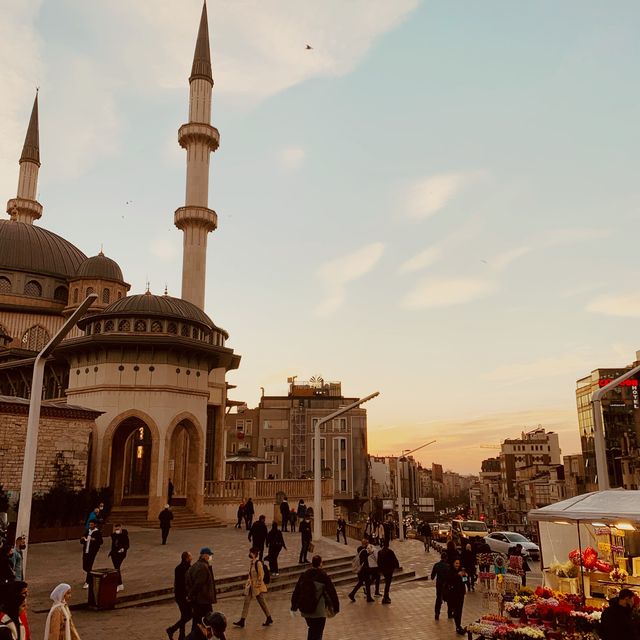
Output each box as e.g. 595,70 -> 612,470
159,505 -> 174,545
167,551 -> 193,640
109,523 -> 130,592
348,539 -> 374,603
377,541 -> 400,604
430,551 -> 451,620
336,517 -> 347,544
279,498 -> 290,532
80,520 -> 103,588
599,589 -> 638,640
186,548 -> 217,633
244,499 -> 255,531
299,515 -> 312,564
291,555 -> 339,640
248,515 -> 268,561
265,522 -> 286,575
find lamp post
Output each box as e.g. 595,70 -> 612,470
591,363 -> 640,491
313,391 -> 379,541
397,440 -> 436,541
16,294 -> 97,575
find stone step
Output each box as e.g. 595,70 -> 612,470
109,508 -> 226,530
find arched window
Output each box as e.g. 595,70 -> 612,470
134,320 -> 147,332
73,288 -> 79,303
54,286 -> 68,303
191,327 -> 199,339
0,277 -> 11,293
167,322 -> 177,335
104,320 -> 114,332
93,322 -> 102,334
151,321 -> 162,333
24,280 -> 42,297
86,287 -> 94,296
117,291 -> 122,300
21,325 -> 50,351
102,288 -> 110,304
181,324 -> 189,337
118,319 -> 130,332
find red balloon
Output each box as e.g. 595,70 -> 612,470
569,549 -> 583,566
595,560 -> 612,573
583,547 -> 598,570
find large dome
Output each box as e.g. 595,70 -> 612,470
75,252 -> 124,282
0,219 -> 87,279
101,292 -> 218,329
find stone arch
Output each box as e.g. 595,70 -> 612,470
0,276 -> 11,293
102,409 -> 161,507
165,412 -> 204,513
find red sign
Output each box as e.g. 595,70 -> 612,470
599,378 -> 638,388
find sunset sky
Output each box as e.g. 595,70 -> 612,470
3,1 -> 640,473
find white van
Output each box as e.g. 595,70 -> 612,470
451,519 -> 489,547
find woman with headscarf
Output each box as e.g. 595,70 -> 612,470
43,584 -> 80,640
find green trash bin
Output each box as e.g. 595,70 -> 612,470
88,568 -> 119,610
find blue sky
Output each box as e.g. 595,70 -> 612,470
3,1 -> 640,473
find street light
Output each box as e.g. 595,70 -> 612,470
313,391 -> 379,541
16,294 -> 97,575
591,363 -> 640,491
397,439 -> 436,541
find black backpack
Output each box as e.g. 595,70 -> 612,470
298,574 -> 321,614
260,560 -> 271,584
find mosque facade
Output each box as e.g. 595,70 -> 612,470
0,3 -> 240,520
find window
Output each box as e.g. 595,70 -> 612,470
73,288 -> 79,303
341,459 -> 347,471
117,291 -> 122,300
245,420 -> 253,435
236,420 -> 245,433
151,321 -> 162,333
0,277 -> 10,293
53,286 -> 68,303
134,320 -> 147,332
105,320 -> 114,332
341,480 -> 347,492
86,287 -> 94,296
231,442 -> 237,453
102,288 -> 110,304
338,418 -> 347,432
181,324 -> 189,337
118,319 -> 130,332
168,322 -> 177,335
94,322 -> 101,334
340,439 -> 346,451
24,280 -> 42,297
21,325 -> 50,351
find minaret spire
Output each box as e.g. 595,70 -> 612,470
7,91 -> 43,224
174,1 -> 219,309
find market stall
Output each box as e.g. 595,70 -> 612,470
528,489 -> 640,601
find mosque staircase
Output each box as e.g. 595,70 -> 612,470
108,506 -> 226,530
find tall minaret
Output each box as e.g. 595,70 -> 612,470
174,2 -> 219,309
7,92 -> 43,224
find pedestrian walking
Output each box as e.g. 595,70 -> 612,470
244,499 -> 255,531
0,580 -> 29,640
186,611 -> 227,640
235,502 -> 245,529
374,521 -> 385,546
186,548 -> 217,633
336,517 -> 347,545
159,504 -> 174,545
296,500 -> 307,530
446,540 -> 459,566
291,555 -> 340,640
430,551 -> 451,620
347,539 -> 374,603
289,510 -> 297,532
419,522 -> 432,551
232,547 -> 273,628
445,558 -> 468,635
80,521 -> 102,589
265,522 -> 286,576
248,515 -> 268,561
363,518 -> 373,542
599,588 -> 638,640
461,543 -> 477,592
84,508 -> 100,530
109,523 -> 129,592
166,552 -> 192,640
299,515 -> 312,564
367,544 -> 381,597
168,479 -> 175,506
376,541 -> 400,604
44,583 -> 80,640
383,519 -> 392,546
0,543 -> 15,585
8,539 -> 25,582
279,498 -> 290,532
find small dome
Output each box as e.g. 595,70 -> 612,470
98,292 -> 224,333
75,252 -> 124,282
0,219 -> 87,279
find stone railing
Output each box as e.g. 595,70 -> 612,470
204,478 -> 334,500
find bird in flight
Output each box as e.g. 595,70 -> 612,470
305,44 -> 313,50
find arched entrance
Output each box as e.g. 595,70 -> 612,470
168,419 -> 201,510
110,417 -> 152,506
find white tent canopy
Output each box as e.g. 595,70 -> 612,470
529,490 -> 640,524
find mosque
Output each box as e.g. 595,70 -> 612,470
0,4 -> 240,520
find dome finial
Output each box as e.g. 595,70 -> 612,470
190,1 -> 212,83
164,282 -> 168,296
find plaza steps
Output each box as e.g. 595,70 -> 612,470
108,506 -> 226,530
107,556 -> 417,610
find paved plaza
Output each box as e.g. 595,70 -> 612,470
24,526 -> 542,639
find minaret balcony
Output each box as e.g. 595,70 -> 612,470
178,123 -> 220,151
6,197 -> 42,221
174,206 -> 218,232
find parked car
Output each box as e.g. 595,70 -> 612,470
485,531 -> 540,560
451,519 -> 489,548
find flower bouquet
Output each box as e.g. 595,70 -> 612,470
609,567 -> 629,583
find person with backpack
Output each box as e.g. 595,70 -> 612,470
232,547 -> 272,629
265,522 -> 286,576
291,555 -> 339,640
347,539 -> 374,603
